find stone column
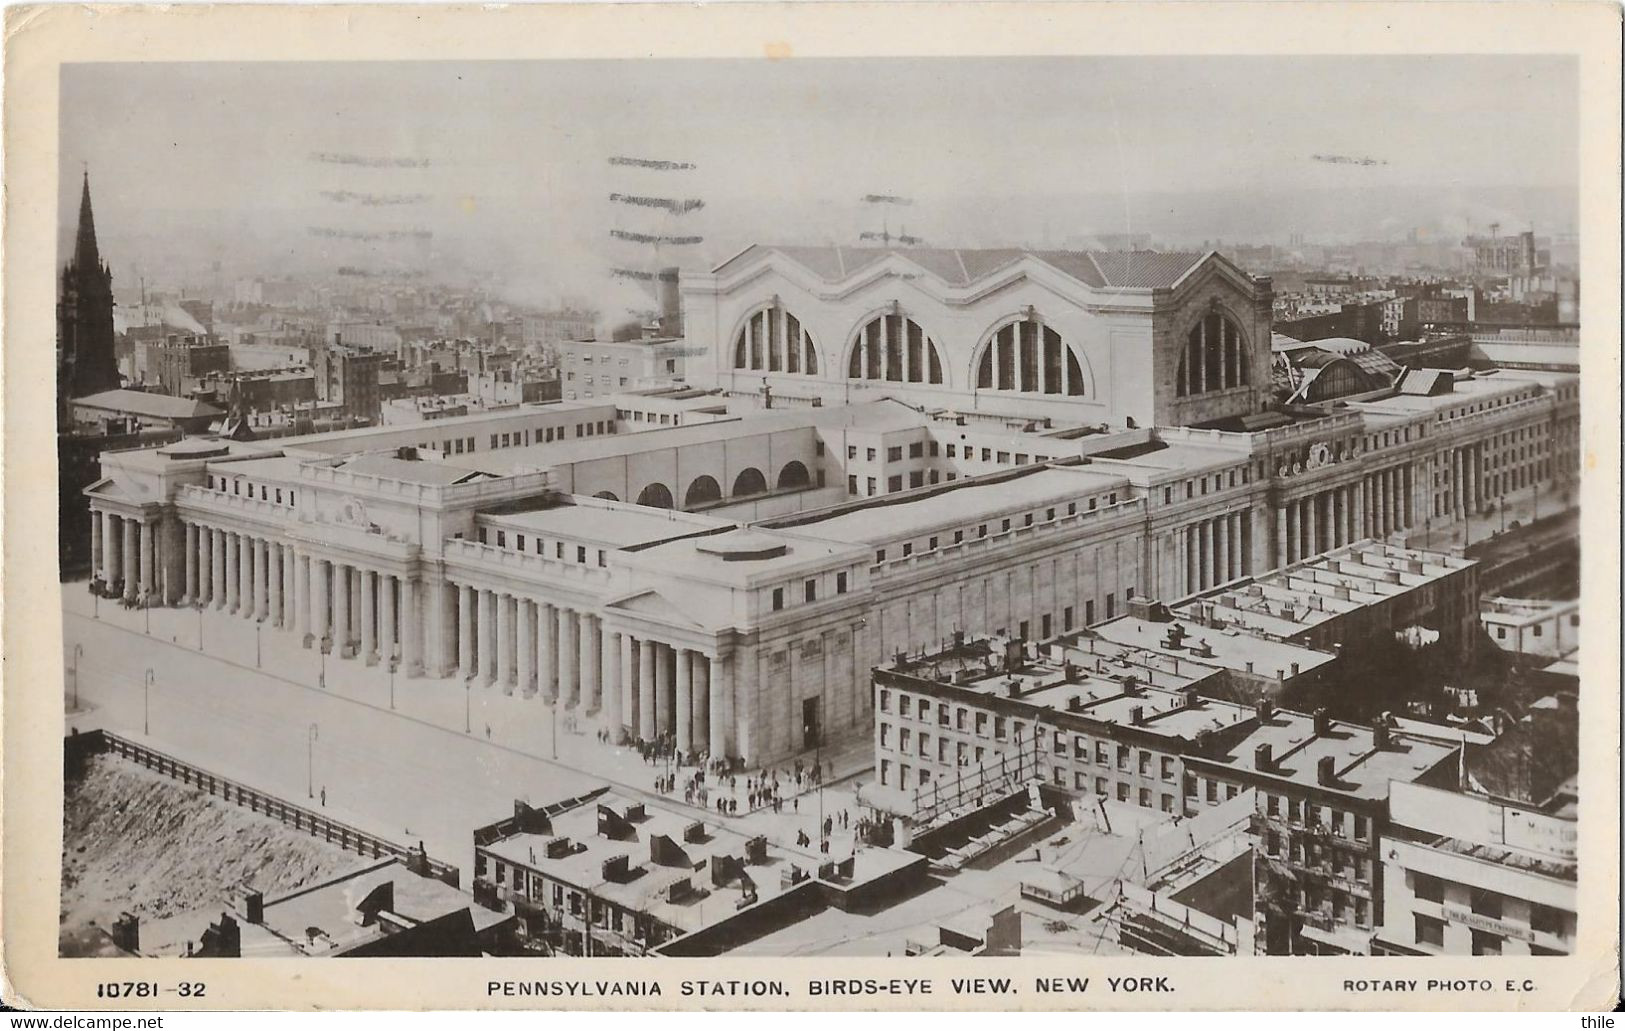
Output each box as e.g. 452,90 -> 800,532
236,534 -> 253,617
332,563 -> 352,656
601,629 -> 622,739
293,553 -> 309,643
675,646 -> 693,754
1184,525 -> 1198,594
1215,517 -> 1230,584
638,639 -> 657,740
655,644 -> 674,735
516,599 -> 535,696
735,650 -> 754,764
264,543 -> 281,621
182,523 -> 198,605
558,607 -> 579,706
457,585 -> 474,679
495,593 -> 515,689
580,614 -> 600,713
122,519 -> 139,602
311,559 -> 330,649
403,578 -> 423,675
1197,520 -> 1211,590
100,512 -> 117,587
621,634 -> 637,735
380,574 -> 397,664
138,521 -> 155,599
478,589 -> 496,685
711,653 -> 732,758
355,569 -> 373,664
692,652 -> 710,756
198,526 -> 214,606
253,538 -> 269,620
90,514 -> 104,586
213,529 -> 228,610
1274,507 -> 1288,569
537,601 -> 557,701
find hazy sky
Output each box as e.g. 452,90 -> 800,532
60,56 -> 1578,307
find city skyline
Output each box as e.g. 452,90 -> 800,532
61,56 -> 1579,309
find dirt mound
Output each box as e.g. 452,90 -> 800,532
62,754 -> 368,955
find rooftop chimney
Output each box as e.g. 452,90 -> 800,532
1313,707 -> 1331,736
1316,755 -> 1337,786
1254,742 -> 1273,772
242,891 -> 265,925
1129,705 -> 1145,725
1255,700 -> 1274,721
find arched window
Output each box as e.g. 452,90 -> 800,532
776,461 -> 811,489
592,490 -> 620,502
732,467 -> 767,497
733,305 -> 819,375
974,317 -> 1086,396
684,475 -> 722,508
636,483 -> 674,509
1176,311 -> 1249,397
846,311 -> 944,384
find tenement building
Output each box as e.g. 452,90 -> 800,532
83,243 -> 1579,767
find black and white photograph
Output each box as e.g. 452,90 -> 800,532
5,1 -> 1619,1015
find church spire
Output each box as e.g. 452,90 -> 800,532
73,169 -> 101,271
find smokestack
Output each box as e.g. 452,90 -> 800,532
1312,707 -> 1330,736
656,267 -> 683,337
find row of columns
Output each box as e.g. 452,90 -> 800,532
1447,445 -> 1483,517
179,523 -> 423,673
1273,467 -> 1419,567
93,510 -> 161,603
1182,510 -> 1252,594
449,584 -> 735,757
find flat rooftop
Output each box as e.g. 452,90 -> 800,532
1088,615 -> 1337,681
484,497 -> 730,549
1193,711 -> 1457,801
254,859 -> 504,957
771,466 -> 1129,546
481,791 -> 823,937
886,637 -> 1251,739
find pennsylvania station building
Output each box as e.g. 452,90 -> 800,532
84,245 -> 1580,767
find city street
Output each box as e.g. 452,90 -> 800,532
62,584 -> 875,876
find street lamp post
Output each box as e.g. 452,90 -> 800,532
143,596 -> 151,636
255,621 -> 263,668
142,668 -> 154,736
197,605 -> 205,652
71,644 -> 84,711
307,723 -> 319,798
318,647 -> 327,690
389,663 -> 396,710
464,677 -> 472,734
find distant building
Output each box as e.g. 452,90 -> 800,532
1186,708 -> 1459,956
311,335 -> 384,423
471,787 -> 927,957
138,333 -> 230,395
1480,597 -> 1579,660
1376,739 -> 1576,958
522,310 -> 597,350
1176,541 -> 1480,660
190,368 -> 317,415
556,336 -> 692,400
870,633 -> 1260,820
203,859 -> 513,957
68,389 -> 224,435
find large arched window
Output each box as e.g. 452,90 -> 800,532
1176,311 -> 1249,397
776,461 -> 810,489
846,310 -> 945,384
733,304 -> 819,375
974,316 -> 1086,396
732,467 -> 768,497
636,483 -> 674,509
684,475 -> 722,508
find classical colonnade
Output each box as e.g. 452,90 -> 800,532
1181,510 -> 1254,595
91,509 -> 167,603
445,583 -> 736,756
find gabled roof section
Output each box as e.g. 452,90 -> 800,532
714,245 -> 1209,293
606,588 -> 708,631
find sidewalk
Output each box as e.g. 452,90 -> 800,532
64,584 -> 876,833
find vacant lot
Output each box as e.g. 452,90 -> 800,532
61,754 -> 367,956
